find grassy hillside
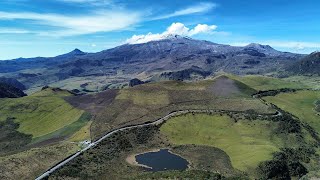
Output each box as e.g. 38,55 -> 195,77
31,112 -> 92,144
264,90 -> 320,132
0,87 -> 92,179
284,76 -> 320,90
160,112 -> 320,178
0,88 -> 85,139
69,121 -> 92,142
0,117 -> 32,155
160,114 -> 282,174
0,143 -> 79,180
228,74 -> 306,91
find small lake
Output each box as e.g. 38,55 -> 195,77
135,149 -> 189,172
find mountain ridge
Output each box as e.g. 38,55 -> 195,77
287,51 -> 320,75
2,36 -> 302,61
0,36 -> 306,92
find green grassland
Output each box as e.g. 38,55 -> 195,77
69,121 -> 92,142
116,89 -> 170,105
0,88 -> 93,179
284,76 -> 320,90
31,112 -> 92,144
227,74 -> 306,91
160,114 -> 283,174
0,88 -> 85,139
264,90 -> 320,133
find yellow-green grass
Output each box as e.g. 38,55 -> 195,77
115,80 -> 216,106
69,121 -> 92,142
0,88 -> 84,138
284,76 -> 320,90
31,112 -> 92,144
160,114 -> 282,173
0,142 -> 79,180
264,90 -> 320,132
227,74 -> 306,91
116,89 -> 170,105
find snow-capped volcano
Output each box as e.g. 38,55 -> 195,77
125,33 -> 189,44
125,22 -> 217,44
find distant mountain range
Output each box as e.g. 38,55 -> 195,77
0,35 -> 311,92
287,51 -> 320,75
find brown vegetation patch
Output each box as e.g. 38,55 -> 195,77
65,89 -> 118,114
208,76 -> 242,97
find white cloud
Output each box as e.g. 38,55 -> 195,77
56,0 -> 112,6
230,41 -> 320,53
126,22 -> 218,44
0,28 -> 32,34
189,24 -> 217,36
0,10 -> 141,36
152,2 -> 216,20
230,41 -> 320,49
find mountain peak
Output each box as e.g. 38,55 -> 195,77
54,48 -> 86,58
126,33 -> 193,45
306,51 -> 320,60
63,48 -> 86,56
245,43 -> 274,50
310,51 -> 320,57
161,34 -> 190,40
70,48 -> 84,55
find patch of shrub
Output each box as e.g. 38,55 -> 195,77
51,125 -> 162,179
253,88 -> 297,98
257,160 -> 290,180
315,100 -> 320,112
258,148 -> 310,179
132,170 -> 247,180
288,161 -> 308,177
0,117 -> 32,155
271,113 -> 302,134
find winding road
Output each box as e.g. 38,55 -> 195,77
35,109 -> 280,180
35,110 -> 190,180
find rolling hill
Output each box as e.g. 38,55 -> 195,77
0,87 -> 87,142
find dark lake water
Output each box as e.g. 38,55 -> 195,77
135,149 -> 189,172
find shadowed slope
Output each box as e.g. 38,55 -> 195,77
0,82 -> 26,98
208,76 -> 256,97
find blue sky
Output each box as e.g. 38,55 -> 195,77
0,0 -> 319,59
